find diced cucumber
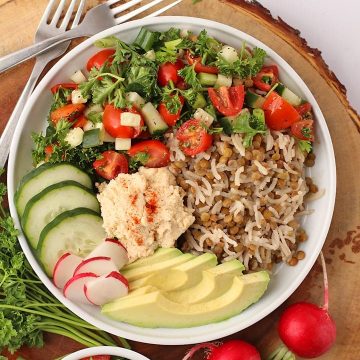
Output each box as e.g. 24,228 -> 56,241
22,181 -> 99,249
275,83 -> 302,106
115,138 -> 131,151
193,108 -> 214,127
82,128 -> 103,148
144,49 -> 156,61
141,102 -> 168,135
190,93 -> 207,109
71,89 -> 87,104
134,27 -> 158,52
215,74 -> 232,88
245,90 -> 265,108
15,163 -> 92,216
219,116 -> 237,135
126,92 -> 145,110
38,208 -> 106,276
65,128 -> 84,148
197,73 -> 217,87
70,70 -> 86,84
120,112 -> 142,127
218,45 -> 239,64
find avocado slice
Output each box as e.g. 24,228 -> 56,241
102,271 -> 270,328
121,253 -> 194,282
123,248 -> 182,271
129,253 -> 218,291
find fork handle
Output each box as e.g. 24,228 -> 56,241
0,28 -> 81,73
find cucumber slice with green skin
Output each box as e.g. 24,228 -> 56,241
15,163 -> 93,217
22,181 -> 100,249
275,83 -> 302,106
82,128 -> 103,148
141,102 -> 169,135
190,93 -> 207,109
245,90 -> 265,108
197,73 -> 218,87
219,116 -> 237,135
38,208 -> 106,276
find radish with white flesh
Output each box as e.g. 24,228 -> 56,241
63,272 -> 98,304
74,256 -> 118,276
270,252 -> 336,359
84,271 -> 129,306
53,252 -> 82,289
85,238 -> 128,269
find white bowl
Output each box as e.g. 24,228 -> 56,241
62,346 -> 150,360
7,16 -> 336,345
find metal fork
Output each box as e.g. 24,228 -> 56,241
0,0 -> 182,73
0,0 -> 85,168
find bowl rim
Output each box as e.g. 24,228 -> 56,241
61,346 -> 150,360
7,15 -> 336,345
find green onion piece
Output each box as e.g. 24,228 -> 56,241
134,27 -> 158,52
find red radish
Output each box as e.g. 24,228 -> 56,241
84,271 -> 129,306
277,252 -> 336,358
63,272 -> 98,304
53,252 -> 83,289
85,238 -> 128,269
182,340 -> 260,360
74,256 -> 118,277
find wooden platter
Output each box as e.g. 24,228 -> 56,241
1,0 -> 359,359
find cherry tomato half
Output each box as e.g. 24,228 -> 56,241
295,102 -> 312,117
93,151 -> 128,180
208,85 -> 245,116
262,91 -> 300,130
291,120 -> 314,141
253,65 -> 279,92
158,96 -> 184,127
86,49 -> 116,71
72,114 -> 87,128
176,119 -> 213,156
103,104 -> 144,139
81,355 -> 111,360
157,59 -> 185,87
50,103 -> 85,125
185,51 -> 219,74
50,82 -> 78,94
128,140 -> 170,168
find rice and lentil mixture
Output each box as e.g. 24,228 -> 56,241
166,130 -> 317,271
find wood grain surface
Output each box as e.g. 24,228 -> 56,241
1,0 -> 359,359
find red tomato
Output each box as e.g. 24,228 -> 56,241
50,82 -> 78,94
157,59 -> 185,87
208,86 -> 245,116
103,104 -> 144,139
86,49 -> 116,71
50,103 -> 85,124
176,119 -> 213,156
262,92 -> 301,130
176,78 -> 188,90
81,356 -> 111,360
72,114 -> 87,128
93,151 -> 128,180
128,140 -> 170,168
295,102 -> 312,116
158,96 -> 184,126
44,145 -> 54,161
252,65 -> 279,92
291,120 -> 314,141
185,51 -> 219,74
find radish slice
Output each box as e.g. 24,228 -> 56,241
84,271 -> 129,306
85,238 -> 128,269
53,252 -> 82,289
63,272 -> 98,304
74,256 -> 118,277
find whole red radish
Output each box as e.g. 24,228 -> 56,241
277,252 -> 336,358
183,340 -> 260,360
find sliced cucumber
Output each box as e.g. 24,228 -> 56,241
15,163 -> 92,216
22,181 -> 99,249
141,102 -> 168,135
245,90 -> 265,108
83,128 -> 103,148
219,116 -> 237,135
190,93 -> 207,109
275,83 -> 302,106
38,208 -> 106,276
197,73 -> 217,87
215,74 -> 232,88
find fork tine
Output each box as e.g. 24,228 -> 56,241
110,0 -> 144,16
38,0 -> 58,25
113,0 -> 167,21
50,0 -> 67,25
71,0 -> 86,28
59,0 -> 77,29
106,0 -> 125,5
144,0 -> 182,18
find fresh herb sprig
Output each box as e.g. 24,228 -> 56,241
0,170 -> 129,354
